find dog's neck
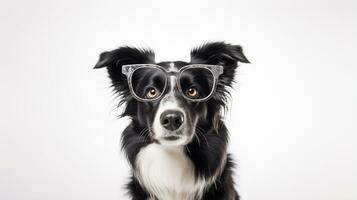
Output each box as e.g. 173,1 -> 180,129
134,141 -> 228,200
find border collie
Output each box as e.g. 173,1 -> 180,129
94,42 -> 249,200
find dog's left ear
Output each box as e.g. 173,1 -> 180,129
190,42 -> 249,87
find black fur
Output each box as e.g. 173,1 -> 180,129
94,42 -> 249,200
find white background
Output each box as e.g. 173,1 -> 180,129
1,0 -> 356,199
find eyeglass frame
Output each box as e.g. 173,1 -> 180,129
122,64 -> 224,102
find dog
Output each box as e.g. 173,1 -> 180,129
94,42 -> 249,200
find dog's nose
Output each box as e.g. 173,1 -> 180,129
160,110 -> 184,131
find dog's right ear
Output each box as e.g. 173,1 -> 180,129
94,46 -> 155,95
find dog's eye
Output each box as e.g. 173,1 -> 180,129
186,87 -> 199,98
146,87 -> 160,99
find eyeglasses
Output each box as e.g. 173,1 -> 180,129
122,64 -> 223,102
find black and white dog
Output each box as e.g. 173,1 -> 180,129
94,42 -> 249,200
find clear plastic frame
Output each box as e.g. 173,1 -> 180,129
122,64 -> 224,102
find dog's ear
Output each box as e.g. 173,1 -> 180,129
94,46 -> 155,96
190,42 -> 249,87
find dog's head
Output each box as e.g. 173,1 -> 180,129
94,42 -> 249,146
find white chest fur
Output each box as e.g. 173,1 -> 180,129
135,144 -> 206,200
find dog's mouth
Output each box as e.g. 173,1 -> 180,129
162,135 -> 180,141
151,130 -> 192,146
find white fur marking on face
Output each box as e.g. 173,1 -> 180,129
152,94 -> 188,145
170,76 -> 176,92
135,144 -> 206,200
168,62 -> 178,72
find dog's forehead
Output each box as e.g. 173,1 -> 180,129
156,61 -> 188,71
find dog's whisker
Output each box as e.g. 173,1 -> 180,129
195,126 -> 210,147
196,126 -> 204,131
193,131 -> 201,147
138,128 -> 148,137
137,127 -> 151,143
185,146 -> 192,155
